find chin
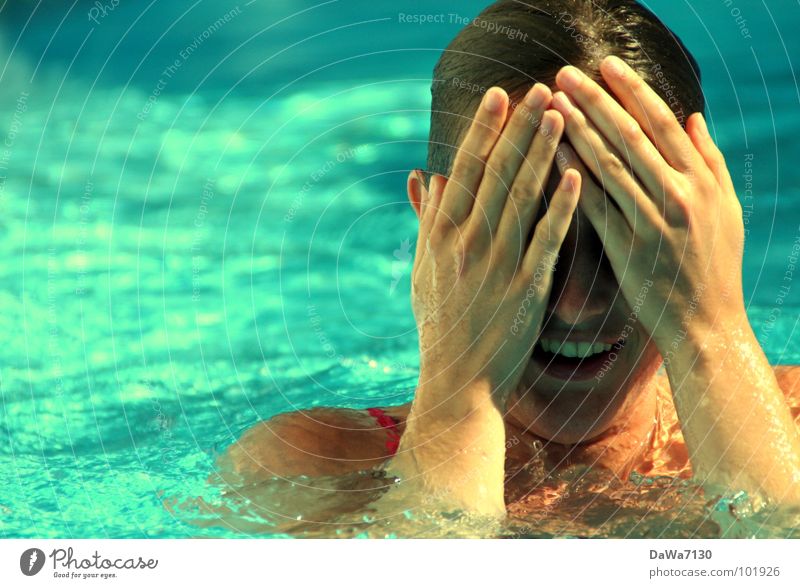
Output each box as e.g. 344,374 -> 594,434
507,335 -> 663,445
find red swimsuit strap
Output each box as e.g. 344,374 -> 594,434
367,407 -> 401,456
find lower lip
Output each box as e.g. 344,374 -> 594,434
531,340 -> 625,381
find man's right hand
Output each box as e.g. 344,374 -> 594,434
412,83 -> 578,412
383,84 -> 579,518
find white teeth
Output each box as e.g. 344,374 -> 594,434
563,342 -> 578,358
538,338 -> 613,358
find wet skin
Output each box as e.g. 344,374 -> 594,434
220,56 -> 800,519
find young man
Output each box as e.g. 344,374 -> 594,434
219,0 -> 800,519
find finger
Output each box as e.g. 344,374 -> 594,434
472,83 -> 553,235
438,87 -> 509,227
495,109 -> 564,259
600,56 -> 702,173
551,91 -> 662,232
417,173 -> 446,257
687,113 -> 736,195
556,65 -> 677,199
522,169 -> 580,278
555,142 -> 633,254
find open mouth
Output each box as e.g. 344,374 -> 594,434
531,337 -> 625,381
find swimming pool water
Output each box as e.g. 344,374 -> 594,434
1,0 -> 800,538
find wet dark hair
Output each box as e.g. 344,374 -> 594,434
425,0 -> 704,183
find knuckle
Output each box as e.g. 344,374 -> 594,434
488,154 -> 517,182
535,245 -> 560,275
460,246 -> 481,273
620,120 -> 644,148
551,194 -> 574,217
518,155 -> 540,179
508,182 -> 533,206
492,240 -> 514,266
583,81 -> 601,101
450,157 -> 473,181
668,192 -> 692,225
462,223 -> 487,253
652,103 -> 676,129
571,107 -> 589,129
602,151 -> 627,177
670,184 -> 690,204
533,220 -> 555,249
428,222 -> 450,248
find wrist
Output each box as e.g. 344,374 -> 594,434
661,310 -> 755,374
413,373 -> 503,422
395,376 -> 507,483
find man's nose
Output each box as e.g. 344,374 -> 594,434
545,208 -> 616,327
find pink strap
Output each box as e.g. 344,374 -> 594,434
367,408 -> 401,456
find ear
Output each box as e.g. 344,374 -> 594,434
406,169 -> 428,219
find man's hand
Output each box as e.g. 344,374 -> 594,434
387,83 -> 578,517
551,56 -> 800,507
550,55 -> 745,353
413,83 -> 577,407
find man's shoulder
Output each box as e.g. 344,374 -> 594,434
216,404 -> 410,482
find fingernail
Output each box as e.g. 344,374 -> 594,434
431,174 -> 444,198
604,56 -> 625,77
697,113 -> 710,137
484,88 -> 504,113
563,171 -> 576,193
558,66 -> 583,92
524,84 -> 547,109
540,112 -> 556,135
551,92 -> 573,115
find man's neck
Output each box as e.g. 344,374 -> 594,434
505,373 -> 664,480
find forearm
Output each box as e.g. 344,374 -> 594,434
384,376 -> 508,518
666,317 -> 800,506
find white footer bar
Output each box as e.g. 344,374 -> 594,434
1,539 -> 797,587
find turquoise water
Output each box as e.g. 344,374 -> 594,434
1,0 -> 800,538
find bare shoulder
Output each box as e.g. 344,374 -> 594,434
216,404 -> 411,482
